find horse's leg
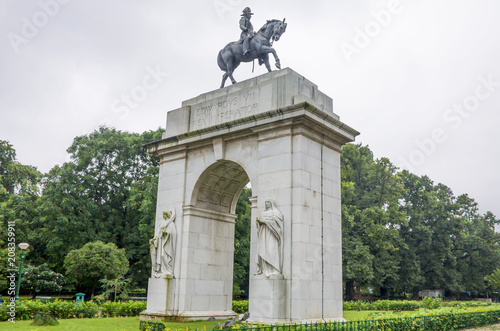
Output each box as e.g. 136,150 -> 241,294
221,72 -> 229,88
226,61 -> 236,85
260,46 -> 281,69
227,60 -> 241,85
222,46 -> 239,85
261,54 -> 272,72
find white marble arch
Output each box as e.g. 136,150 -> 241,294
140,68 -> 359,323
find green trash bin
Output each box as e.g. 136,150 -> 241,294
75,293 -> 85,304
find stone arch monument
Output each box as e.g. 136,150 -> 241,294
140,68 -> 358,323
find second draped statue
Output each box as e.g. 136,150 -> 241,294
255,199 -> 284,278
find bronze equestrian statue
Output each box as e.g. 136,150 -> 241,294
217,8 -> 287,88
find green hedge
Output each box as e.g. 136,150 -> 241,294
233,300 -> 249,314
344,300 -> 421,311
230,309 -> 500,331
116,309 -> 500,331
140,320 -> 166,331
338,310 -> 500,331
0,300 -> 146,321
442,300 -> 493,308
100,301 -> 147,317
343,298 -> 493,311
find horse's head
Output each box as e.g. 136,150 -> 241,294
259,19 -> 288,42
271,18 -> 287,42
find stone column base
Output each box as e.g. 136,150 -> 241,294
249,276 -> 286,322
146,277 -> 170,312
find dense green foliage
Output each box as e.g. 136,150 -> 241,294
344,300 -> 420,311
0,128 -> 163,297
64,241 -> 129,298
341,144 -> 500,300
21,263 -> 65,297
343,298 -> 496,311
140,320 -> 168,331
233,188 -> 252,299
1,131 -> 499,301
485,268 -> 500,289
0,140 -> 41,293
99,276 -> 132,301
233,300 -> 249,314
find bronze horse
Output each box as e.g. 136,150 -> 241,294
217,19 -> 287,88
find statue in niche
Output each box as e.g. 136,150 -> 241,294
255,199 -> 284,277
150,210 -> 177,278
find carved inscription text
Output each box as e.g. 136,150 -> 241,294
191,90 -> 259,130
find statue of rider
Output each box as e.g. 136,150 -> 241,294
239,7 -> 254,56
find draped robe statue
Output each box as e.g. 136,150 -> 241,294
255,199 -> 284,277
150,210 -> 177,278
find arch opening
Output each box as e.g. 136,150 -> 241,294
192,160 -> 250,214
185,160 -> 252,312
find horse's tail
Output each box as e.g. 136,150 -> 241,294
217,49 -> 227,71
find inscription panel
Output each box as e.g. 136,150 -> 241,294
189,84 -> 272,131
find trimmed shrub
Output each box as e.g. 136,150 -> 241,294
233,300 -> 249,314
0,299 -> 144,321
140,320 -> 166,331
344,300 -> 420,311
100,300 -> 147,317
343,299 -> 494,311
352,309 -> 500,331
233,309 -> 500,331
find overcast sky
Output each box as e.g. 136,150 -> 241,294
1,0 -> 499,218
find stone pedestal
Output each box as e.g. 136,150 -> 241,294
146,278 -> 170,313
249,276 -> 286,322
141,68 -> 359,322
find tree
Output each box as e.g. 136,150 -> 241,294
64,241 -> 129,299
99,276 -> 132,301
398,172 -> 461,298
0,140 -> 41,290
453,196 -> 500,296
398,170 -> 500,299
21,264 -> 65,297
37,127 -> 163,285
0,140 -> 40,198
341,144 -> 405,299
485,268 -> 500,288
233,187 -> 251,299
342,204 -> 374,300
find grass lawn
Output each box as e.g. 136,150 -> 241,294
343,310 -> 385,321
0,317 -> 222,331
343,306 -> 500,321
2,307 -> 499,330
0,312 -> 385,331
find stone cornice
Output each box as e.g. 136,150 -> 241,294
145,101 -> 359,158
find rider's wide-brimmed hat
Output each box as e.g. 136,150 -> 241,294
241,7 -> 254,16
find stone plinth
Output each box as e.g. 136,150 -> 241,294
249,276 -> 286,322
141,68 -> 359,322
145,278 -> 170,313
